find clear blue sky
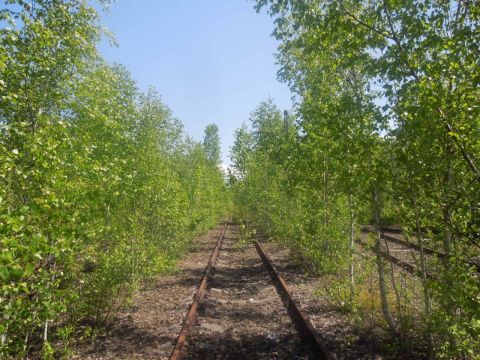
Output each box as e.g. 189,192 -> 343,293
97,0 -> 292,165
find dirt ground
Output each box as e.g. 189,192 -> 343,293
71,224 -> 425,359
72,228 -> 222,360
71,225 -> 314,359
183,226 -> 312,360
263,241 -> 394,360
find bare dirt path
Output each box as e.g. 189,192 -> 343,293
183,226 -> 313,359
72,227 -> 222,360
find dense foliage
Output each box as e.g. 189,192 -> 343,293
230,1 -> 480,358
0,1 -> 225,357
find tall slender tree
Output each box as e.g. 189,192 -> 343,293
203,123 -> 221,165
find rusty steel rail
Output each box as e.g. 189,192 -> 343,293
253,240 -> 333,360
355,238 -> 434,279
382,233 -> 442,258
169,224 -> 227,360
381,233 -> 480,273
362,227 -> 479,273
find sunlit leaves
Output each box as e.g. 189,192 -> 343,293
0,1 -> 225,357
254,0 -> 480,357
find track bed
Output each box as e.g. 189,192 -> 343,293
182,226 -> 313,359
71,229 -> 222,360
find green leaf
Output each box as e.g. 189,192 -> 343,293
0,267 -> 10,281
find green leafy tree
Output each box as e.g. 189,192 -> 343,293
0,1 -> 226,357
249,0 -> 479,357
203,123 -> 221,165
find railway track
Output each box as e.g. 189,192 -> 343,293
357,228 -> 480,279
381,232 -> 480,273
169,223 -> 332,360
355,236 -> 433,279
169,224 -> 228,359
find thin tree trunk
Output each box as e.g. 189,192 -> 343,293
43,319 -> 48,343
23,330 -> 30,359
412,195 -> 433,357
322,155 -> 328,251
264,157 -> 270,234
372,185 -> 396,333
383,235 -> 401,327
441,140 -> 454,275
349,192 -> 355,303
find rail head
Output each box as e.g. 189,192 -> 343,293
253,240 -> 334,360
169,224 -> 227,360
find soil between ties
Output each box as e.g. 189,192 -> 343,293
183,226 -> 313,359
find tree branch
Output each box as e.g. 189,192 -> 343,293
440,108 -> 480,183
382,0 -> 420,82
339,1 -> 394,41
